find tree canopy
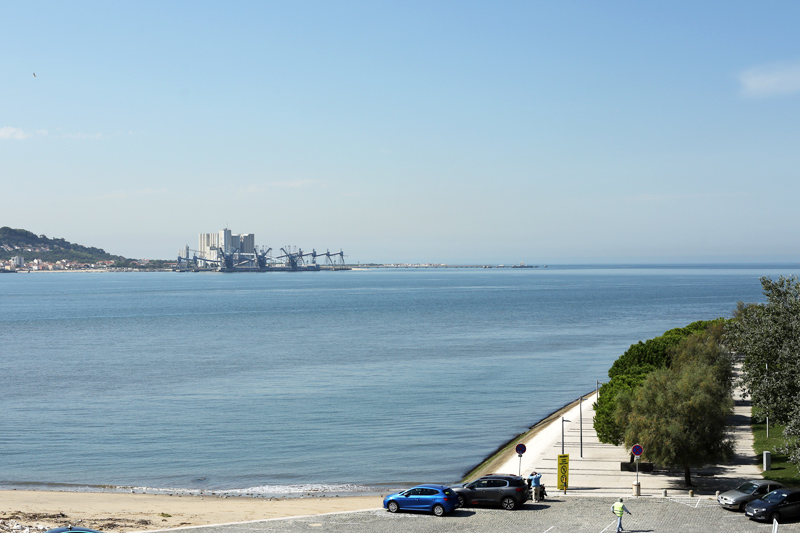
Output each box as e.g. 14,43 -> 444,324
0,226 -> 126,263
593,319 -> 734,486
594,319 -> 724,445
725,275 -> 800,469
619,325 -> 733,486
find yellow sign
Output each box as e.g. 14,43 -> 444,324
557,454 -> 569,490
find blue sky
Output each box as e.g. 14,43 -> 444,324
2,1 -> 800,263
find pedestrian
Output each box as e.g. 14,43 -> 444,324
611,497 -> 632,533
528,471 -> 542,502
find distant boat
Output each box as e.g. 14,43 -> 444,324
512,262 -> 536,268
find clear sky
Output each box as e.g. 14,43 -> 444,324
2,1 -> 800,264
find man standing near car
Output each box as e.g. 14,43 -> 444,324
528,471 -> 542,502
611,498 -> 631,532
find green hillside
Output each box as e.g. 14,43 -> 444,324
0,227 -> 126,264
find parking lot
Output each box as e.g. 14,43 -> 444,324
175,496 -> 800,533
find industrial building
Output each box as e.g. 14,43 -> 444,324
177,228 -> 346,272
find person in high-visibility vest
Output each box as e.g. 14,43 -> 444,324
611,497 -> 632,533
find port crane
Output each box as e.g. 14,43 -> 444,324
276,247 -> 319,271
177,244 -> 344,272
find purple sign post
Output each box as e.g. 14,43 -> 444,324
632,444 -> 643,487
516,443 -> 526,476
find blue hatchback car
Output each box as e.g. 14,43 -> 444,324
383,484 -> 459,516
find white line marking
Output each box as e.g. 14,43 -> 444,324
599,520 -> 617,532
542,527 -> 555,533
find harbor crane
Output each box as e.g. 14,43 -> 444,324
276,247 -> 319,271
177,243 -> 344,272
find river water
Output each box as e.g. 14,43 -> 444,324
1,265 -> 796,495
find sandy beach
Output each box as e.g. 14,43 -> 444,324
0,491 -> 382,532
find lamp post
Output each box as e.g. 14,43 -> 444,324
579,395 -> 583,458
562,417 -> 570,455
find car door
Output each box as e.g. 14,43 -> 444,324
783,492 -> 800,519
485,479 -> 508,504
401,488 -> 423,510
753,484 -> 770,501
419,488 -> 438,511
466,479 -> 489,504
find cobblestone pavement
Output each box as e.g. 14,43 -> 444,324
181,497 -> 800,533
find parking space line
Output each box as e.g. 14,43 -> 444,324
541,527 -> 554,533
599,519 -> 617,532
665,497 -> 716,508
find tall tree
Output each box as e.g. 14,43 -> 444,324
726,276 -> 800,424
594,319 -> 723,445
726,275 -> 800,469
619,329 -> 733,486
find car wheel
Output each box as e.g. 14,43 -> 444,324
458,495 -> 466,507
501,496 -> 517,510
433,504 -> 445,517
770,511 -> 781,523
387,501 -> 399,513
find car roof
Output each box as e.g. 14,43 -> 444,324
483,473 -> 523,479
750,479 -> 781,486
764,488 -> 800,497
46,526 -> 101,533
414,484 -> 449,490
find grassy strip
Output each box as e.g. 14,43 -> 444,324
751,419 -> 800,486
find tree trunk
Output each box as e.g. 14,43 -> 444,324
684,466 -> 693,487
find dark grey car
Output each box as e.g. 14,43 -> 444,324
717,480 -> 784,510
745,488 -> 800,523
451,474 -> 530,510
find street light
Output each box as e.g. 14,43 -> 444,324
579,395 -> 583,458
562,417 -> 571,455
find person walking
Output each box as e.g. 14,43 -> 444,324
528,471 -> 542,502
611,498 -> 632,533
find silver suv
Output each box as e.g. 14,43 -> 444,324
451,474 -> 530,510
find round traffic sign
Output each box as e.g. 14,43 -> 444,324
632,444 -> 643,456
515,443 -> 526,454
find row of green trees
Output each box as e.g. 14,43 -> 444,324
593,319 -> 733,486
595,275 -> 800,485
726,276 -> 800,467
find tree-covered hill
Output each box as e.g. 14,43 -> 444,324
0,227 -> 126,264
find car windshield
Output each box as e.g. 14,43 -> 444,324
763,491 -> 787,503
736,482 -> 758,493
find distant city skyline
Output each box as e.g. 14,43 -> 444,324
2,2 -> 800,264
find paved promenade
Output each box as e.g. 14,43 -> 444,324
494,363 -> 760,498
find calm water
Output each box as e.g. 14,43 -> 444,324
1,265 -> 797,495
